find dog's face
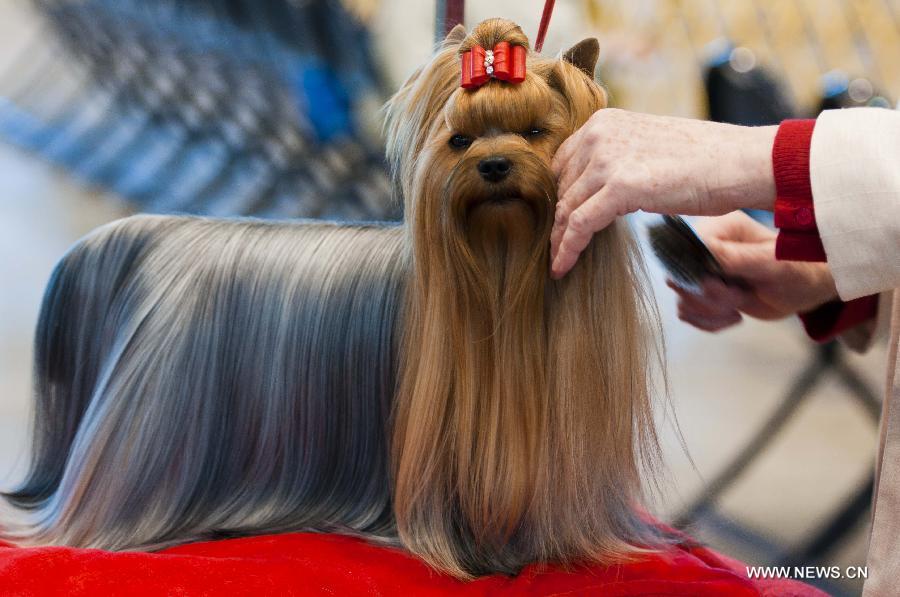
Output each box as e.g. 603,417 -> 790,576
424,67 -> 568,255
386,19 -> 604,268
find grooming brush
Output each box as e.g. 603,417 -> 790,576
647,215 -> 748,294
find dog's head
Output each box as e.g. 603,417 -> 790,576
385,18 -> 604,261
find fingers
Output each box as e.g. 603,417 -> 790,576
550,206 -> 567,264
551,188 -> 620,279
705,237 -> 777,281
667,279 -> 745,332
677,308 -> 743,332
550,131 -> 575,177
551,222 -> 591,280
551,114 -> 592,178
667,278 -> 745,315
693,211 -> 775,244
551,112 -> 622,276
553,113 -> 611,204
557,155 -> 597,206
552,131 -> 586,190
551,171 -> 604,262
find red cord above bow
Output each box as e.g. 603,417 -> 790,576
460,42 -> 526,89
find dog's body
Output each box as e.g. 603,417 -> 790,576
2,19 -> 665,578
3,218 -> 406,549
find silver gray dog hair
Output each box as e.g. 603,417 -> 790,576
3,216 -> 406,549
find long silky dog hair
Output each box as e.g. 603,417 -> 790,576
2,19 -> 664,578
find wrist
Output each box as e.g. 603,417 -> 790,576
708,124 -> 777,213
807,263 -> 839,308
744,125 -> 778,210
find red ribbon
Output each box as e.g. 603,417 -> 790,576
460,42 -> 526,89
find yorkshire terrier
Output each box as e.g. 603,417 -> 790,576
388,18 -> 662,577
2,18 -> 664,580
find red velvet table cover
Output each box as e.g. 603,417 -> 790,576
0,531 -> 826,596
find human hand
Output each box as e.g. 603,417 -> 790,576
550,109 -> 777,278
668,212 -> 839,332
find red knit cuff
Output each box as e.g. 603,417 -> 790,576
775,231 -> 827,261
798,295 -> 879,343
774,202 -> 816,231
773,119 -> 816,229
772,119 -> 825,262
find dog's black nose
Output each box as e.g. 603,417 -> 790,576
477,156 -> 511,183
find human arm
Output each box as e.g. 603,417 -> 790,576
550,109 -> 777,278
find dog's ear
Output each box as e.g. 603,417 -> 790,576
444,24 -> 468,47
562,38 -> 600,78
549,38 -> 606,130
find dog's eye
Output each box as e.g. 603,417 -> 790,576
449,134 -> 472,149
523,127 -> 544,138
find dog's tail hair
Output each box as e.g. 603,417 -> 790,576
5,216 -> 172,510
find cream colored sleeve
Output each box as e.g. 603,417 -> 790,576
810,108 -> 900,301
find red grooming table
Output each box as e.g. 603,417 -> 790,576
0,530 -> 825,596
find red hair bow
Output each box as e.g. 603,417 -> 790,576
460,42 -> 526,89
